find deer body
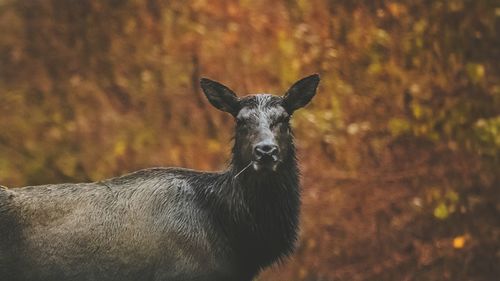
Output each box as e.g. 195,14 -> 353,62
0,75 -> 319,281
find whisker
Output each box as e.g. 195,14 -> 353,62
234,161 -> 254,179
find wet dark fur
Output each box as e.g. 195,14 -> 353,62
0,75 -> 318,281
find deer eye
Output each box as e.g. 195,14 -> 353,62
271,116 -> 290,128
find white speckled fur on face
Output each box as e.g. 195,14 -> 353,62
255,94 -> 273,128
237,95 -> 288,127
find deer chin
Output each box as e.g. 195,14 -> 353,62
252,158 -> 279,172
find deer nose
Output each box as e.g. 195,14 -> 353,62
254,143 -> 279,160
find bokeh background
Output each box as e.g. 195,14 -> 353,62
0,0 -> 499,280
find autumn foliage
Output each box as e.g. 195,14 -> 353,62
0,0 -> 498,280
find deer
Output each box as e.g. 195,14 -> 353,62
0,74 -> 320,281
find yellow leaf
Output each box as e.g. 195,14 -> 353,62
388,118 -> 410,136
453,235 -> 466,249
466,63 -> 486,83
433,202 -> 449,219
412,103 -> 423,119
114,141 -> 126,157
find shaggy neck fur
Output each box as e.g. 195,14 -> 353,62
197,135 -> 300,275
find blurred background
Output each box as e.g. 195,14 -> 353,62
0,0 -> 499,280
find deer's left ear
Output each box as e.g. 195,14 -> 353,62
200,78 -> 240,116
282,74 -> 320,113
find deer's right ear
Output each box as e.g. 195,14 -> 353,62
200,78 -> 240,116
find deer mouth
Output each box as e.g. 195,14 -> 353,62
253,154 -> 279,171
